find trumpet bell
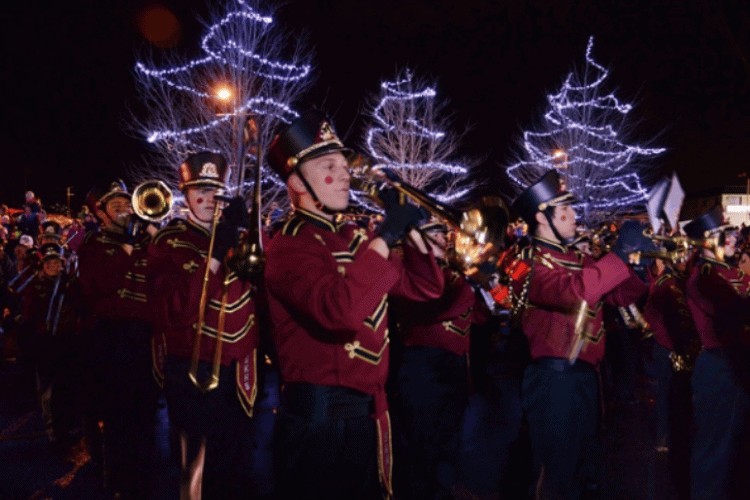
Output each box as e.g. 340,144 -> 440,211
454,197 -> 509,269
132,180 -> 173,223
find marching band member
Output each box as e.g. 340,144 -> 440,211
264,110 -> 444,500
16,242 -> 80,452
683,205 -> 750,500
76,180 -> 141,496
148,152 -> 261,500
642,256 -> 697,500
392,218 -> 490,499
509,170 -> 650,500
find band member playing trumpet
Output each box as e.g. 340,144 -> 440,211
509,170 -> 650,499
264,110 -> 444,500
392,218 -> 490,499
148,152 -> 261,500
683,205 -> 750,500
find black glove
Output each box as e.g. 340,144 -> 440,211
612,220 -> 657,276
377,187 -> 402,211
125,215 -> 147,245
222,196 -> 250,229
211,221 -> 240,262
376,203 -> 424,248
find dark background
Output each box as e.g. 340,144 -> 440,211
3,0 -> 750,210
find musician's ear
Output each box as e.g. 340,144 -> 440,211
287,172 -> 307,196
534,210 -> 547,228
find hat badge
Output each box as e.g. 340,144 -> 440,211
319,122 -> 335,142
199,162 -> 220,179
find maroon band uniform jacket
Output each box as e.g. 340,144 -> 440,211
265,209 -> 444,405
398,262 -> 488,357
643,269 -> 698,352
77,229 -> 133,320
514,237 -> 648,366
148,219 -> 260,414
686,256 -> 750,348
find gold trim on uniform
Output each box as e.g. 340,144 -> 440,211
344,334 -> 390,365
207,288 -> 253,313
183,260 -> 200,273
167,238 -> 207,257
236,350 -> 258,418
364,295 -> 388,331
125,271 -> 146,283
117,289 -> 148,302
293,139 -> 345,165
442,320 -> 470,337
197,313 -> 255,343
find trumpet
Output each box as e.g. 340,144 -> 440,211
350,158 -> 508,272
132,180 -> 173,223
642,230 -> 724,262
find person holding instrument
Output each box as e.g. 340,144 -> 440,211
264,110 -> 444,500
509,170 -> 650,500
148,152 -> 262,500
683,205 -> 750,500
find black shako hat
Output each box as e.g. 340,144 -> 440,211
267,110 -> 351,180
683,204 -> 734,239
39,242 -> 63,262
99,180 -> 131,210
511,170 -> 576,223
178,152 -> 228,191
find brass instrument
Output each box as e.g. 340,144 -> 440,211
225,148 -> 265,281
188,201 -> 223,392
640,230 -> 724,263
350,160 -> 508,273
132,180 -> 173,223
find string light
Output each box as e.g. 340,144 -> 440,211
136,0 -> 308,146
507,36 -> 665,220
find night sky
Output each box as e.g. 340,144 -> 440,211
4,0 -> 750,210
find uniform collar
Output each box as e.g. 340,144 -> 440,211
295,208 -> 343,233
533,235 -> 569,254
702,255 -> 731,270
185,218 -> 211,237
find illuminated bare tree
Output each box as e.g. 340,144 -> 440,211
506,37 -> 665,227
357,69 -> 480,211
126,0 -> 313,211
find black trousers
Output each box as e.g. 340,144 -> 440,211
521,357 -> 602,500
397,346 -> 467,499
690,347 -> 750,500
274,382 -> 382,500
164,356 -> 256,500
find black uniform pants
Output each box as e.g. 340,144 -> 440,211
274,382 -> 381,500
521,357 -> 602,500
690,347 -> 750,500
397,346 -> 467,499
164,356 -> 255,500
92,318 -> 159,495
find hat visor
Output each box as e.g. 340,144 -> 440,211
298,144 -> 353,165
179,179 -> 227,191
548,192 -> 577,207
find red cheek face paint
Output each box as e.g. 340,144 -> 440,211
560,215 -> 566,221
196,197 -> 204,204
325,176 -> 334,184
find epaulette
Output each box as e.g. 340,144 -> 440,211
82,231 -> 98,244
280,215 -> 306,237
519,246 -> 534,261
655,273 -> 673,287
700,262 -> 713,275
153,221 -> 187,245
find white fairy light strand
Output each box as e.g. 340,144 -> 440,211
507,36 -> 665,214
136,0 -> 308,145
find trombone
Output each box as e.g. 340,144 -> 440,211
631,229 -> 725,264
350,158 -> 508,273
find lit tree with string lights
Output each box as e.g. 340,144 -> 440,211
506,36 -> 665,228
356,69 -> 478,211
126,0 -> 313,206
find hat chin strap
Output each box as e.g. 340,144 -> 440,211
295,166 -> 339,215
